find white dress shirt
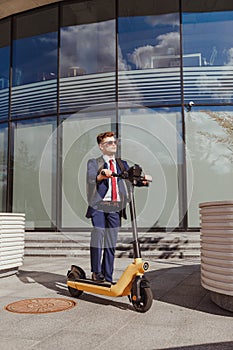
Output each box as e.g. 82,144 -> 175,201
102,155 -> 120,201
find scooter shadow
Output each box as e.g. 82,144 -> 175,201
17,269 -> 132,311
17,262 -> 233,316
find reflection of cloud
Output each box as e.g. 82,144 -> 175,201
225,47 -> 233,66
60,21 -> 114,74
146,14 -> 179,27
129,45 -> 154,69
128,31 -> 180,69
38,36 -> 57,45
60,20 -> 128,74
118,48 -> 131,70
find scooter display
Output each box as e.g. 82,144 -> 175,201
67,164 -> 153,313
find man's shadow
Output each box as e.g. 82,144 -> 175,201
17,269 -> 132,311
17,263 -> 233,316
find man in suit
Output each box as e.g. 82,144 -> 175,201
86,131 -> 129,283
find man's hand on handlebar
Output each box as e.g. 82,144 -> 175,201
97,169 -> 113,182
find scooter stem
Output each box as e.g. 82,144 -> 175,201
128,183 -> 141,259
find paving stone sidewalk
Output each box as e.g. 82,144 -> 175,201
0,256 -> 233,350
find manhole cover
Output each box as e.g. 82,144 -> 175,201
5,298 -> 76,314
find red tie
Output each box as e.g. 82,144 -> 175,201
109,159 -> 117,201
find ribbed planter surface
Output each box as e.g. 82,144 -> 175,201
0,213 -> 25,272
199,201 -> 233,312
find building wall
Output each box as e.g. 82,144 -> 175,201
0,0 -> 233,231
0,0 -> 64,20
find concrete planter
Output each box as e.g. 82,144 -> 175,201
0,213 -> 25,275
199,201 -> 233,312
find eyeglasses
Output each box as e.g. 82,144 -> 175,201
102,140 -> 118,146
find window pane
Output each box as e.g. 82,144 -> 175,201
0,124 -> 8,211
13,118 -> 56,229
60,0 -> 116,112
182,1 -> 233,104
119,107 -> 183,229
0,19 -> 10,120
11,7 -> 58,117
61,112 -> 112,228
118,0 -> 181,106
186,106 -> 233,227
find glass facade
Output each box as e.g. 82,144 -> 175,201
119,107 -> 183,229
60,0 -> 116,112
0,124 -> 8,211
12,7 -> 58,117
118,0 -> 181,106
186,106 -> 233,226
0,19 -> 10,120
182,1 -> 233,104
0,0 -> 233,231
12,118 -> 57,229
61,111 -> 113,227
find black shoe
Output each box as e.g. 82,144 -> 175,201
92,272 -> 105,282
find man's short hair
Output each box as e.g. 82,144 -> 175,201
97,131 -> 115,144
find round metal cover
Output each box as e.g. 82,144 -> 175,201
5,298 -> 76,314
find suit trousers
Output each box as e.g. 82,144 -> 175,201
90,209 -> 120,282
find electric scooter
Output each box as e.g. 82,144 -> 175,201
67,164 -> 153,313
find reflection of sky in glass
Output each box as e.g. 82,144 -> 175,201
12,33 -> 57,85
60,20 -> 115,76
0,47 -> 10,87
0,46 -> 10,120
118,14 -> 180,70
183,12 -> 233,66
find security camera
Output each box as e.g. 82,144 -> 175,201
186,101 -> 195,112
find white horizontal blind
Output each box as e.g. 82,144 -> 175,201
5,66 -> 233,117
0,213 -> 25,271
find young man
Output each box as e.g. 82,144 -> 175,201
86,131 -> 129,283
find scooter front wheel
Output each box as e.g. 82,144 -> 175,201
67,265 -> 86,298
131,286 -> 153,313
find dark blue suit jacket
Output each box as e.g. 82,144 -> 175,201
85,157 -> 129,219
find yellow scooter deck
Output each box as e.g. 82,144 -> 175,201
67,258 -> 148,297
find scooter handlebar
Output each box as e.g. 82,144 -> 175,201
101,169 -> 152,185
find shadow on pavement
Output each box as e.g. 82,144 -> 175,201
17,269 -> 132,311
146,262 -> 233,317
158,341 -> 233,350
17,262 -> 233,316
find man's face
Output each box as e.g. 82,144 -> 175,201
99,136 -> 117,156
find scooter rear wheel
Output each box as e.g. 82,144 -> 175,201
67,265 -> 86,298
131,287 -> 153,313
